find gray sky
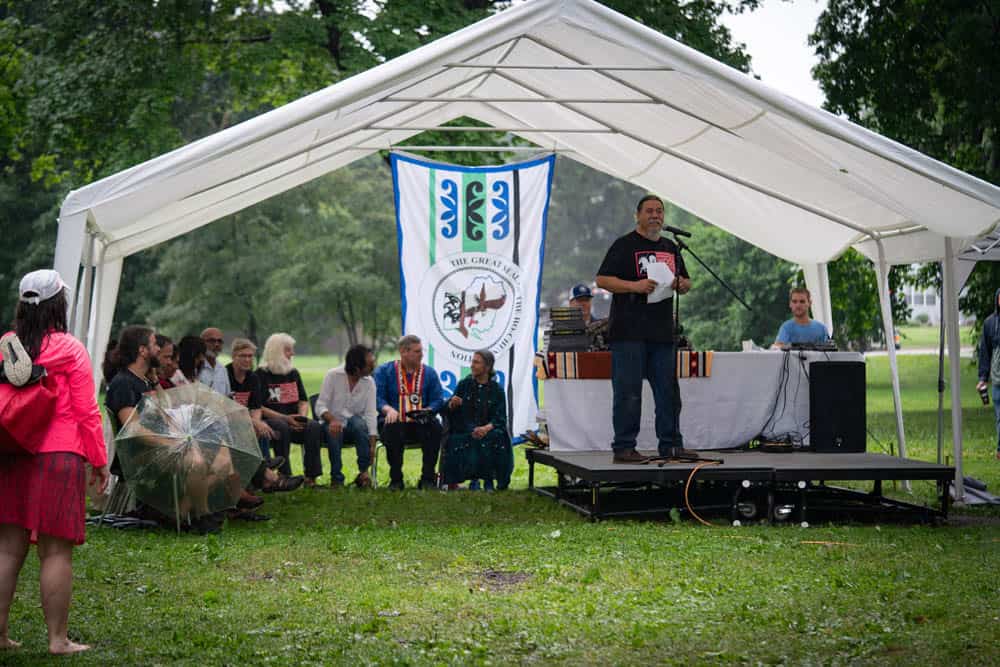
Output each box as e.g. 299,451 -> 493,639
720,0 -> 827,108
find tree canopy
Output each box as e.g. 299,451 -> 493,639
2,0 -> 957,353
811,0 -> 1000,338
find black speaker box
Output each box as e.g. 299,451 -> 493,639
809,361 -> 866,453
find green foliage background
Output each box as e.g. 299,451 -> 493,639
811,0 -> 1000,344
2,0 -> 992,353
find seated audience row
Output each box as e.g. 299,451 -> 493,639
105,325 -> 516,511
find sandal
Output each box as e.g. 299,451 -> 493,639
0,333 -> 32,387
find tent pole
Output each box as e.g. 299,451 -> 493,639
86,246 -> 107,365
942,237 -> 966,501
818,263 -> 833,338
76,233 -> 95,345
874,244 -> 909,480
72,232 -> 94,340
937,264 -> 945,465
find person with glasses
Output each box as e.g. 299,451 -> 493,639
198,327 -> 231,396
226,338 -> 278,461
596,194 -> 691,464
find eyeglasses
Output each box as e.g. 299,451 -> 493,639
205,338 -> 223,344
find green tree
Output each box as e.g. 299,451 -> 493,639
679,218 -> 796,350
2,0 -> 764,348
811,0 -> 1000,335
815,250 -> 909,352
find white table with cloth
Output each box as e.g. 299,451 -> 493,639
542,351 -> 863,451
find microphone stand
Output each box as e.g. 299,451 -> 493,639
670,232 -> 754,349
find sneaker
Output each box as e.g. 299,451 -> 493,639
0,333 -> 32,387
612,448 -> 649,464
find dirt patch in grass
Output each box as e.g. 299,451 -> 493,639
476,569 -> 530,591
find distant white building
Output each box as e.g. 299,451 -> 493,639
901,285 -> 940,323
901,284 -> 974,325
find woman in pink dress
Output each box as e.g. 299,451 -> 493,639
0,270 -> 109,655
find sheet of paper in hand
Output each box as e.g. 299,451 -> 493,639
646,261 -> 674,304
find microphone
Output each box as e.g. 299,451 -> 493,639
661,224 -> 692,238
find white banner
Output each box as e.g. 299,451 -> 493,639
391,152 -> 555,437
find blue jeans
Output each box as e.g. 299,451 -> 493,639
322,415 -> 373,483
610,340 -> 681,455
257,436 -> 272,459
992,385 -> 1000,451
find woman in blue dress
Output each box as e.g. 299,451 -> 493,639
443,350 -> 513,490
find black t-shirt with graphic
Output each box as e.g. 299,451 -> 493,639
226,363 -> 263,410
597,230 -> 688,343
256,368 -> 307,416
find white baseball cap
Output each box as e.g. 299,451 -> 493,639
19,269 -> 68,305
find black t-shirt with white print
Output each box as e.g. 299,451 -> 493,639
597,230 -> 688,343
226,363 -> 263,410
256,368 -> 307,416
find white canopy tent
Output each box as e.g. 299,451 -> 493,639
54,0 -> 1000,498
855,229 -> 1000,499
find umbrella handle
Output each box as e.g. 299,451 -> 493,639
173,474 -> 181,535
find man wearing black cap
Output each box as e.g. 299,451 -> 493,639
569,283 -> 609,352
596,194 -> 690,463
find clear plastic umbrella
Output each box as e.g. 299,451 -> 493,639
114,383 -> 262,531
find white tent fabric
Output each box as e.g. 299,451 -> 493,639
858,227 -> 1000,500
55,0 -> 1000,496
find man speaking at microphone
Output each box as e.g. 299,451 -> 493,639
596,194 -> 691,463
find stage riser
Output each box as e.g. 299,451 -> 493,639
526,449 -> 953,524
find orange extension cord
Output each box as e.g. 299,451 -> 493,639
683,460 -> 722,527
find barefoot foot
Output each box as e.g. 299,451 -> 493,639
0,637 -> 22,650
49,638 -> 91,655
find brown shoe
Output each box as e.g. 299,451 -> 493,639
353,473 -> 373,489
612,448 -> 649,464
237,490 -> 264,510
329,479 -> 343,489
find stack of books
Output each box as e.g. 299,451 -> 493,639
546,306 -> 590,351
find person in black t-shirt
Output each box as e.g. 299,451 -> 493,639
257,333 -> 323,483
106,327 -> 239,529
226,338 -> 278,458
596,194 -> 691,463
105,326 -> 160,437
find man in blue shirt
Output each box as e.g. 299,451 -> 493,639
772,287 -> 829,349
374,334 -> 446,490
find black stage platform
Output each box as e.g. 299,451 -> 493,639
525,449 -> 955,524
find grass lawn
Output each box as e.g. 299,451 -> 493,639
5,356 -> 999,664
896,324 -> 973,349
